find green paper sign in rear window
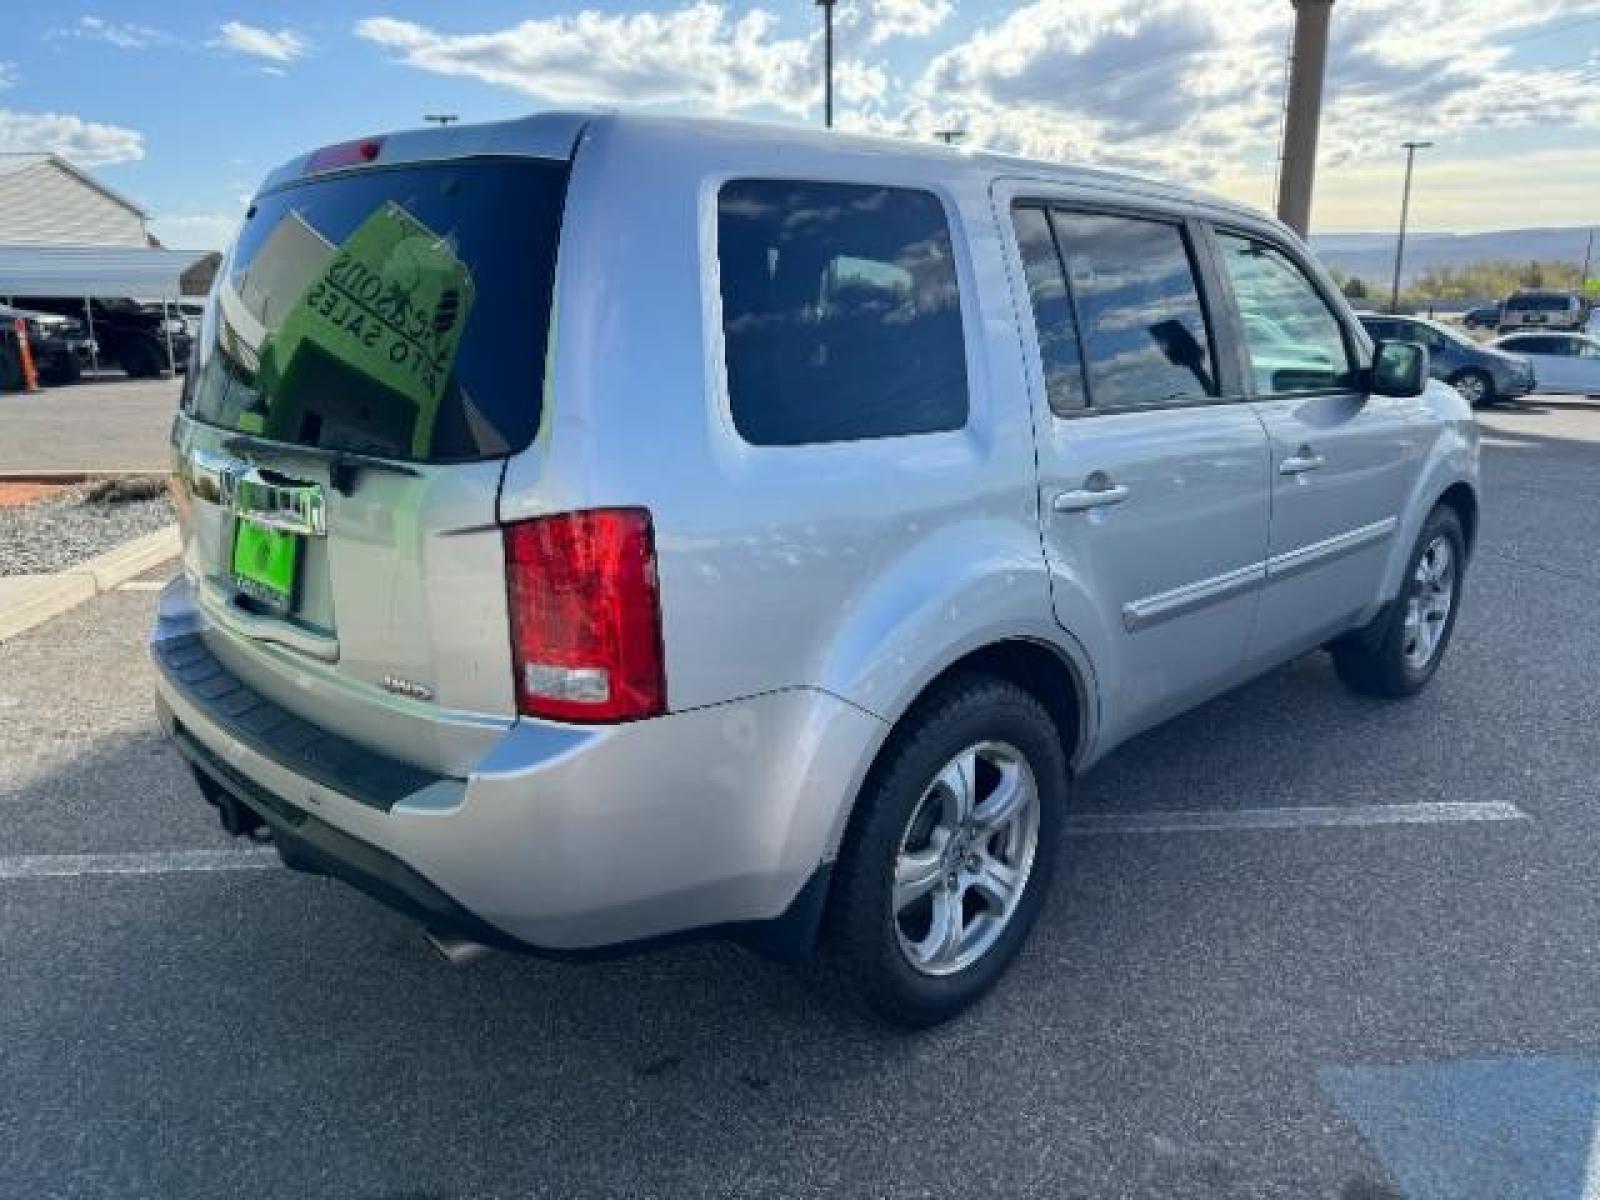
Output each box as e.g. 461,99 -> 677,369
189,158 -> 567,464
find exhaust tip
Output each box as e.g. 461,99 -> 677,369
424,929 -> 490,968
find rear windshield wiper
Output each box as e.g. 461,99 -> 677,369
221,434 -> 420,496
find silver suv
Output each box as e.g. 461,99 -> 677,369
154,113 -> 1479,1025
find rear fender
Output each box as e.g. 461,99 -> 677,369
812,518 -> 1098,856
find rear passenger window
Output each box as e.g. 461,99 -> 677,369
716,179 -> 969,445
1217,233 -> 1357,395
1514,337 -> 1562,354
1047,211 -> 1218,410
1011,206 -> 1087,413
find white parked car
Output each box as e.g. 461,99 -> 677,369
1492,332 -> 1600,395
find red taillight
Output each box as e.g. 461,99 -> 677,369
504,509 -> 666,723
305,137 -> 384,174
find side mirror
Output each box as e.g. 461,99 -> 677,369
1370,339 -> 1429,397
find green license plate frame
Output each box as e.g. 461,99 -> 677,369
231,520 -> 302,614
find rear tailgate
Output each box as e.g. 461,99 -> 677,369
173,147 -> 569,777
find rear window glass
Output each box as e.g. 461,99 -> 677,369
1505,292 -> 1573,311
717,179 -> 969,445
189,158 -> 567,463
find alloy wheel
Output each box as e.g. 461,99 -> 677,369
892,740 -> 1041,977
1402,535 -> 1455,670
1453,373 -> 1489,405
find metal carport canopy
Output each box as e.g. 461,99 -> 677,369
0,244 -> 207,299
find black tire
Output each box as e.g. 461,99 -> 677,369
1448,368 -> 1493,408
0,345 -> 21,393
38,351 -> 80,387
1331,506 -> 1466,698
117,337 -> 164,379
824,674 -> 1068,1027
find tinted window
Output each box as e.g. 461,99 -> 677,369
1047,211 -> 1216,409
1510,336 -> 1567,354
190,159 -> 567,463
1505,292 -> 1573,312
1360,318 -> 1399,341
1011,205 -> 1086,413
717,179 -> 968,445
1394,321 -> 1451,352
1217,233 -> 1356,394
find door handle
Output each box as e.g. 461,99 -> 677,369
1279,448 -> 1326,476
1053,479 -> 1131,513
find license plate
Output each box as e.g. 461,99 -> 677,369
232,520 -> 301,614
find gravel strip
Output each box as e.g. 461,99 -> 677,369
0,487 -> 174,576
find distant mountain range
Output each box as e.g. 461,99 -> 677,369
1310,226 -> 1595,285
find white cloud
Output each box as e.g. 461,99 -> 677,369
48,15 -> 170,49
0,109 -> 144,166
213,21 -> 308,64
149,213 -> 239,251
0,63 -> 16,89
866,0 -> 1600,196
348,0 -> 1600,231
356,6 -> 817,114
841,0 -> 955,46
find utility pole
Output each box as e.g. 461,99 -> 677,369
1389,140 -> 1432,314
1582,228 -> 1594,286
423,114 -> 458,126
815,0 -> 836,128
1270,27 -> 1293,208
1276,0 -> 1335,237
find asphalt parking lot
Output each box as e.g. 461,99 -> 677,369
2,398 -> 1599,1198
0,376 -> 178,474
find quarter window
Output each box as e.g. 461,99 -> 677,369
1217,233 -> 1357,394
716,179 -> 969,446
1011,205 -> 1087,414
1047,211 -> 1218,410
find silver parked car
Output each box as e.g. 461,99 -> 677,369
1492,332 -> 1600,395
153,113 -> 1480,1025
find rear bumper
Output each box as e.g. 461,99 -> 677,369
152,576 -> 885,956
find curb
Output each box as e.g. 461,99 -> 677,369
0,525 -> 180,642
0,470 -> 167,484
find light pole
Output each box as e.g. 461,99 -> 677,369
814,0 -> 835,128
1389,140 -> 1432,314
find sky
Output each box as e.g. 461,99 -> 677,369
1,1 -> 1597,249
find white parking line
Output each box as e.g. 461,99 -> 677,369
1063,801 -> 1529,836
0,847 -> 281,880
116,580 -> 167,592
0,803 -> 1527,882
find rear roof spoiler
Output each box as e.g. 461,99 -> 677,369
257,110 -> 596,197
